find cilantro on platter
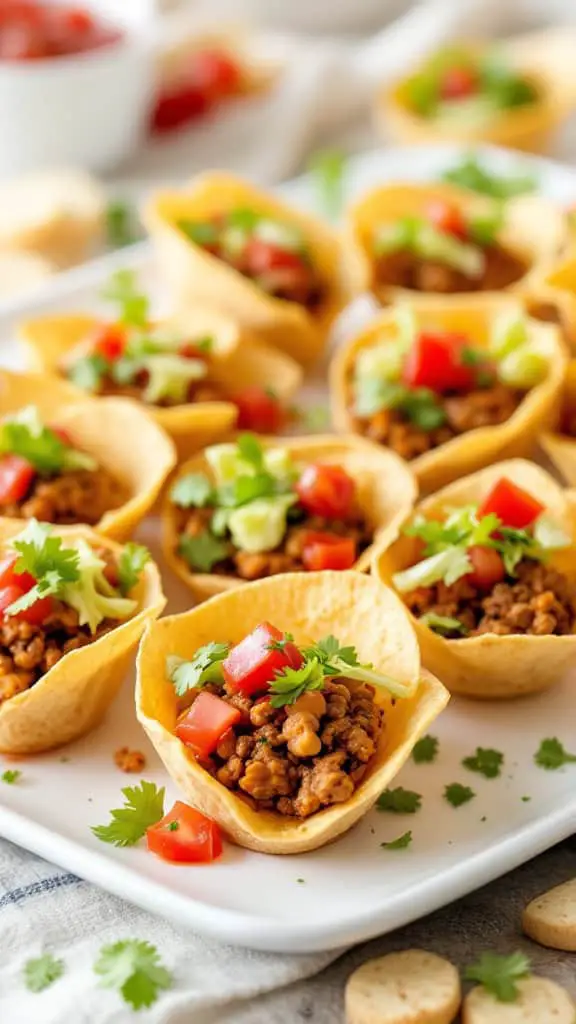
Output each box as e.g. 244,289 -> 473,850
534,737 -> 576,770
178,531 -> 230,573
91,780 -> 165,847
464,951 -> 531,1003
441,154 -> 537,199
94,939 -> 172,1011
381,830 -> 413,850
412,735 -> 439,764
376,787 -> 422,814
2,769 -> 21,784
167,642 -> 230,696
117,543 -> 149,596
24,953 -> 65,993
462,747 -> 504,779
444,783 -> 475,807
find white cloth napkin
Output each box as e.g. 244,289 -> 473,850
0,3 -> 554,1023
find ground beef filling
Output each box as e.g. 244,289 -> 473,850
403,560 -> 576,637
352,383 -> 521,461
190,679 -> 384,818
74,373 -> 226,408
175,507 -> 373,580
0,466 -> 127,525
215,251 -> 324,310
375,245 -> 527,295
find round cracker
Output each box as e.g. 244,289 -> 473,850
345,949 -> 461,1024
462,977 -> 575,1023
522,878 -> 576,951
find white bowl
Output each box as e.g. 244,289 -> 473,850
0,0 -> 156,178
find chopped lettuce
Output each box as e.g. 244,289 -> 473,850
142,355 -> 206,405
60,540 -> 136,634
227,494 -> 297,554
0,406 -> 96,474
393,546 -> 472,592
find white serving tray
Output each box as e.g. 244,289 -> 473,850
0,144 -> 575,955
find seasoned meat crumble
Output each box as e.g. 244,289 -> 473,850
375,245 -> 526,296
0,467 -> 127,526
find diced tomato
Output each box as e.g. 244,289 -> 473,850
466,545 -> 505,591
222,621 -> 304,696
147,801 -> 222,864
477,477 -> 545,529
232,386 -> 287,434
296,464 -> 356,520
62,8 -> 93,34
175,691 -> 241,759
301,531 -> 357,572
0,455 -> 35,504
91,323 -> 126,362
244,239 -> 305,277
0,583 -> 53,625
426,199 -> 468,241
150,83 -> 210,133
191,49 -> 243,101
0,554 -> 35,592
402,330 -> 476,393
439,65 -> 478,101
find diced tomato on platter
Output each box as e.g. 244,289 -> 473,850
222,621 -> 303,696
478,477 -> 544,529
147,801 -> 222,864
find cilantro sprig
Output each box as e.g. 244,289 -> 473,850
534,737 -> 576,770
0,406 -> 96,475
117,543 -> 149,596
178,531 -> 231,573
24,953 -> 65,993
462,747 -> 504,779
464,951 -> 531,1002
94,939 -> 172,1011
355,378 -> 447,430
376,787 -> 422,814
444,783 -> 475,807
167,642 -> 230,696
5,520 -> 81,616
381,830 -> 413,850
269,659 -> 325,708
412,735 -> 439,763
91,780 -> 165,847
2,769 -> 21,784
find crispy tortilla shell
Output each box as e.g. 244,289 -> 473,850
344,182 -> 566,303
0,520 -> 165,754
330,295 -> 567,492
0,370 -> 176,541
135,571 -> 449,853
18,312 -> 302,459
376,459 -> 576,699
143,172 -> 347,367
540,359 -> 576,484
162,433 -> 417,601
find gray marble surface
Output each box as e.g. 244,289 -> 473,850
215,839 -> 576,1023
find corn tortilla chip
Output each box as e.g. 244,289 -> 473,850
135,571 -> 449,853
540,359 -> 576,485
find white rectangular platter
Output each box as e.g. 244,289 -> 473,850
0,144 -> 575,954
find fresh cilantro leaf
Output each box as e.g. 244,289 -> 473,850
24,953 -> 65,993
178,219 -> 219,246
219,471 -> 277,509
178,531 -> 230,573
303,634 -> 360,672
269,659 -> 325,708
67,353 -> 108,392
354,378 -> 446,430
2,769 -> 21,784
0,408 -> 92,475
267,631 -> 295,653
441,155 -> 537,199
308,148 -> 346,220
534,737 -> 576,770
464,951 -> 531,1003
106,199 -> 140,249
101,270 -> 149,328
462,747 -> 504,779
94,939 -> 172,1011
237,432 -> 264,470
445,783 -> 475,807
170,472 -> 214,509
166,642 -> 230,696
91,780 -> 165,847
412,735 -> 439,763
381,830 -> 412,850
460,345 -> 484,367
117,543 -> 149,596
376,787 -> 422,813
419,612 -> 468,636
5,520 -> 81,616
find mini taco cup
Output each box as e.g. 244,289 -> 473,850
376,458 -> 576,699
344,182 -> 566,304
0,520 -> 165,754
330,295 -> 568,493
143,172 -> 347,368
540,359 -> 576,485
162,434 -> 417,601
377,38 -> 572,152
17,310 -> 302,459
135,571 -> 449,854
0,369 -> 176,541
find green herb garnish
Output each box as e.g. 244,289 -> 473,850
94,939 -> 172,1011
412,734 -> 439,763
381,830 -> 413,850
91,780 -> 165,847
462,747 -> 504,779
167,642 -> 230,696
534,737 -> 576,770
444,783 -> 475,807
24,953 -> 65,993
464,951 -> 531,1003
376,787 -> 422,814
177,531 -> 230,573
1,769 -> 21,784
117,543 -> 149,596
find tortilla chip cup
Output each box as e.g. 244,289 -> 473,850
162,434 -> 417,602
344,182 -> 566,304
376,459 -> 576,700
0,520 -> 165,754
143,172 -> 347,368
377,37 -> 573,152
135,571 -> 449,853
0,369 -> 176,541
540,360 -> 576,485
17,311 -> 302,459
330,295 -> 568,493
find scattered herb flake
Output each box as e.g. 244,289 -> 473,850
462,747 -> 504,779
178,531 -> 230,573
167,821 -> 179,832
1,769 -> 21,784
521,795 -> 531,802
412,734 -> 439,764
91,780 -> 165,847
464,951 -> 531,1003
444,783 -> 475,808
94,939 -> 172,1011
534,737 -> 576,770
376,787 -> 422,814
297,878 -> 305,884
24,953 -> 65,993
381,830 -> 413,850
